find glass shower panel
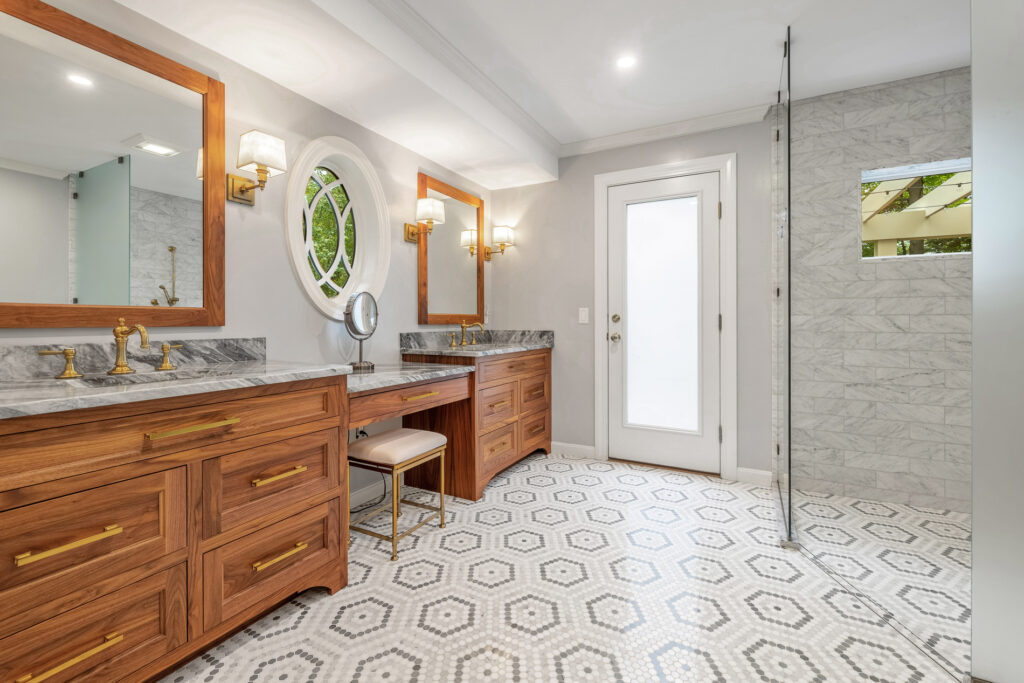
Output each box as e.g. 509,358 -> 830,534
772,28 -> 792,542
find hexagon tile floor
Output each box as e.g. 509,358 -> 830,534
163,453 -> 964,682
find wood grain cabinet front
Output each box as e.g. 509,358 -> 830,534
202,500 -> 341,631
0,565 -> 187,683
477,382 -> 518,432
0,468 -> 186,638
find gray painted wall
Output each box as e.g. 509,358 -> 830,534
0,0 -> 490,494
0,167 -> 69,304
491,120 -> 773,472
788,68 -> 972,513
971,1 -> 1024,679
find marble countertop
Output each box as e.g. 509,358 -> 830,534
0,361 -> 352,420
346,363 -> 474,394
399,329 -> 553,358
400,343 -> 552,357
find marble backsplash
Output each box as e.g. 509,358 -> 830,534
0,337 -> 266,381
399,329 -> 554,349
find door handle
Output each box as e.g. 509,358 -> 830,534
609,333 -> 621,342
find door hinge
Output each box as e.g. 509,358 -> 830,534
775,129 -> 780,142
718,426 -> 723,443
718,313 -> 722,331
718,202 -> 722,219
776,287 -> 781,297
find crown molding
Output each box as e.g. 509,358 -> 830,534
559,104 -> 771,158
375,0 -> 560,154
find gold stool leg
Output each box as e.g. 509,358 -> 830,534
391,470 -> 399,561
439,447 -> 446,528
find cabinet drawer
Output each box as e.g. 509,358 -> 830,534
0,469 -> 185,624
476,351 -> 548,386
479,423 -> 518,477
0,383 -> 341,493
349,376 -> 470,428
203,429 -> 341,538
203,500 -> 340,630
518,373 -> 550,416
477,382 -> 517,433
0,564 -> 186,683
519,410 -> 550,454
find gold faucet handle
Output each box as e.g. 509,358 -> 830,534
157,343 -> 184,372
447,332 -> 457,349
470,331 -> 478,345
38,348 -> 83,380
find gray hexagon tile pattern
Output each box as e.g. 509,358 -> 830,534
162,454 -> 962,682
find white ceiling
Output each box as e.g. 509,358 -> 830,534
111,0 -> 969,189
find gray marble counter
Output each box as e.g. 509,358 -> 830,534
0,361 -> 352,420
399,330 -> 553,357
346,364 -> 474,394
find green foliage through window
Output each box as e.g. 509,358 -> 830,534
303,166 -> 357,298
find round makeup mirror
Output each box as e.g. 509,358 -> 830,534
344,291 -> 378,373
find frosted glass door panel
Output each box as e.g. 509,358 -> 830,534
625,197 -> 700,432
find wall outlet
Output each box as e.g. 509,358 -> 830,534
578,307 -> 590,324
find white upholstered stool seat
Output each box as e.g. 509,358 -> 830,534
348,428 -> 447,466
348,427 -> 447,561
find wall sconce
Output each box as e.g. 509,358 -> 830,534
461,228 -> 492,260
228,130 -> 287,206
404,197 -> 446,243
492,225 -> 516,255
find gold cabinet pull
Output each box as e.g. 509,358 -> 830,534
487,399 -> 510,410
402,391 -> 439,402
488,439 -> 509,455
15,631 -> 124,682
14,525 -> 123,568
529,424 -> 545,435
145,417 -> 240,440
253,542 -> 308,573
251,465 -> 307,488
527,388 -> 545,398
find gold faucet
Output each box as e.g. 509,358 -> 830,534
460,321 -> 484,346
109,317 -> 150,375
38,348 -> 83,379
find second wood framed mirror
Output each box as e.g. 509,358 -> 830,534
416,172 -> 484,325
0,0 -> 225,328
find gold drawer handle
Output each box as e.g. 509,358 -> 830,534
253,542 -> 308,573
252,465 -> 308,488
15,631 -> 124,682
529,424 -> 545,435
402,391 -> 439,402
488,440 -> 509,454
14,525 -> 123,568
488,399 -> 511,410
528,388 -> 545,398
146,417 -> 240,441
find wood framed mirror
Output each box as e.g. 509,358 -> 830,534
0,0 -> 225,328
416,172 -> 484,325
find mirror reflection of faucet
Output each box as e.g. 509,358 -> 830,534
151,246 -> 180,306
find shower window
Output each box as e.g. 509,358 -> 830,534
861,158 -> 972,258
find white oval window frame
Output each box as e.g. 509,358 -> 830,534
285,136 -> 391,321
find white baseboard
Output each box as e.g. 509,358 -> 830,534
350,478 -> 388,508
550,441 -> 600,460
735,467 -> 773,487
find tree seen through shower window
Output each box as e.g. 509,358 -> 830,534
861,159 -> 972,258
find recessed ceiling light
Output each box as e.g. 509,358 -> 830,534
616,54 -> 637,70
67,73 -> 93,87
122,133 -> 181,158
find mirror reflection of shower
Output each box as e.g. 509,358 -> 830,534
151,246 -> 180,306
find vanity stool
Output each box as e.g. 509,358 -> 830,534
348,428 -> 447,561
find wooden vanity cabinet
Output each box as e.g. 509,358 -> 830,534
0,376 -> 349,682
402,349 -> 552,500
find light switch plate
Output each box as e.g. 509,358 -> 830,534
578,307 -> 590,324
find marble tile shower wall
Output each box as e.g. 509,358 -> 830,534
129,187 -> 203,308
789,68 -> 971,512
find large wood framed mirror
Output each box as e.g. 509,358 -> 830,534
416,172 -> 484,325
0,0 -> 225,328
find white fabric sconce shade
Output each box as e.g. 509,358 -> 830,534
237,130 -> 287,176
460,229 -> 476,248
493,225 -> 515,246
416,197 -> 445,225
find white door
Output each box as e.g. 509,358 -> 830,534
607,172 -> 721,472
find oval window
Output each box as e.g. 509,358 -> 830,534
286,137 -> 390,320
